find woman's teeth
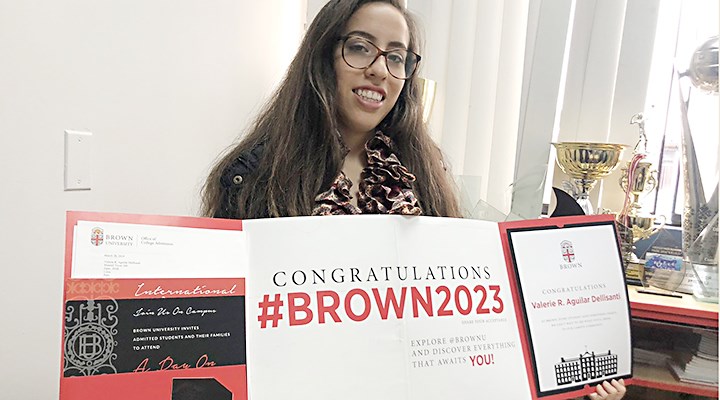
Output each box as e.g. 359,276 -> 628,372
354,89 -> 383,102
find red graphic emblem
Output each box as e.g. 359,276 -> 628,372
560,240 -> 575,262
91,227 -> 104,246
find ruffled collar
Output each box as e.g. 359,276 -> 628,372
313,131 -> 422,216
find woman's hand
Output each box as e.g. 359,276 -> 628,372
588,379 -> 626,400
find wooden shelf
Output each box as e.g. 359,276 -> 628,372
633,363 -> 718,397
628,286 -> 719,328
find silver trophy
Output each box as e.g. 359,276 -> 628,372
678,36 -> 719,302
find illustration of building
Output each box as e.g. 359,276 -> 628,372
555,350 -> 618,385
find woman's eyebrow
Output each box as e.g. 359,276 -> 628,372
345,30 -> 408,50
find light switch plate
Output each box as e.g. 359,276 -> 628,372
64,130 -> 93,191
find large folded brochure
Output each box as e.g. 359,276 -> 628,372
60,212 -> 632,400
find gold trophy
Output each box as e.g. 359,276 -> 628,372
622,213 -> 665,283
553,142 -> 627,214
618,163 -> 664,269
616,113 -> 665,282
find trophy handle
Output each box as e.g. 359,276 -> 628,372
619,167 -> 629,192
646,169 -> 658,193
650,214 -> 667,237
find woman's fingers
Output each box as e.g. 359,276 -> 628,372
602,380 -> 618,394
614,379 -> 627,394
587,379 -> 627,400
610,379 -> 626,399
593,379 -> 626,400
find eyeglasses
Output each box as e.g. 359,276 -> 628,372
339,35 -> 421,80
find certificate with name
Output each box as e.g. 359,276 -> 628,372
60,211 -> 248,400
500,216 -> 633,398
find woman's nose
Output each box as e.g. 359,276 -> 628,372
365,54 -> 388,79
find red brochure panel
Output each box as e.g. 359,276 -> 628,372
60,211 -> 247,400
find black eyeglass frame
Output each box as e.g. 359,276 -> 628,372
338,35 -> 422,80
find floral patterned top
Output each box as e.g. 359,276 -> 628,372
312,131 -> 422,216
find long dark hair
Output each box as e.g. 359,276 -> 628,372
202,0 -> 460,218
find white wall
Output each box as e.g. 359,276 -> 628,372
0,1 -> 304,398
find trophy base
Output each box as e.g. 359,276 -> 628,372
693,294 -> 719,303
691,263 -> 719,303
637,288 -> 683,298
625,260 -> 645,286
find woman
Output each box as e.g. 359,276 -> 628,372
202,0 -> 459,219
203,1 -> 626,399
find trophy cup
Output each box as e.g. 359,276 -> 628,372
626,214 -> 664,245
553,142 -> 627,215
619,161 -> 657,213
618,113 -> 658,212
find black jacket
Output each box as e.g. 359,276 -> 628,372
215,143 -> 265,219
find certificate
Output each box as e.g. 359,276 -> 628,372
500,216 -> 633,398
60,212 -> 248,400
